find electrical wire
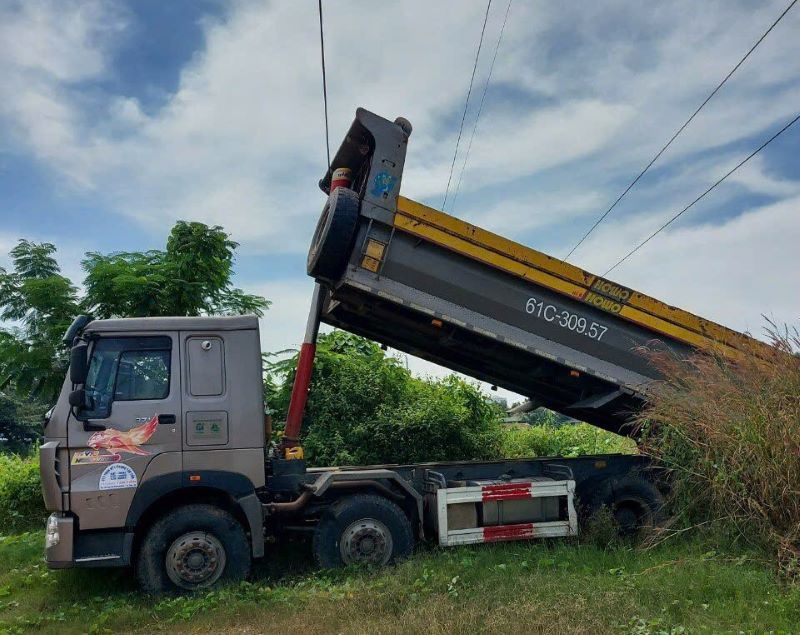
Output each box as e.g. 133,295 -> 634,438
602,112 -> 800,276
563,0 -> 799,261
318,0 -> 330,171
450,0 -> 513,213
442,0 -> 492,211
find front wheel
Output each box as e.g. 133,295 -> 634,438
136,504 -> 251,594
313,494 -> 414,568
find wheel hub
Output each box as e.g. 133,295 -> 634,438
166,531 -> 226,590
340,518 -> 393,566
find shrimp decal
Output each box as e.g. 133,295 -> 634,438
71,415 -> 159,465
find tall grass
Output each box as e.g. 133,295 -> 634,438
637,325 -> 800,570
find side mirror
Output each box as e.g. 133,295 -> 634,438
68,388 -> 85,409
69,343 -> 89,385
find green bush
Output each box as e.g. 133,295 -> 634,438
268,331 -> 503,466
0,453 -> 43,534
361,375 -> 504,464
499,422 -> 636,458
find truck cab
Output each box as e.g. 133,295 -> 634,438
41,316 -> 266,589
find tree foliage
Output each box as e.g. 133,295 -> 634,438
0,241 -> 79,400
83,221 -> 270,318
0,395 -> 43,454
267,331 -> 504,466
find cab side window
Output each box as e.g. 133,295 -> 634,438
82,337 -> 171,419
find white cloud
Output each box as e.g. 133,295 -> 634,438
0,0 -> 126,184
464,189 -> 605,236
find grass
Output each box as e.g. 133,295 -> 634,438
1,531 -> 799,634
639,324 -> 800,566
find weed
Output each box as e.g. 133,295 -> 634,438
638,322 -> 800,570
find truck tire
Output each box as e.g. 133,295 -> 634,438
307,187 -> 360,281
587,475 -> 664,535
313,494 -> 414,568
135,504 -> 251,594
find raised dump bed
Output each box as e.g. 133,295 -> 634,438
307,108 -> 768,434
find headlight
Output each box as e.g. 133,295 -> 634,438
45,514 -> 60,549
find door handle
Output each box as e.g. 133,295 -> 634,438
158,414 -> 177,425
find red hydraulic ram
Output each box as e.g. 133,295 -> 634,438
282,283 -> 323,454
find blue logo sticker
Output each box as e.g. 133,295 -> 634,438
371,171 -> 397,198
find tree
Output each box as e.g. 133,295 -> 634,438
82,221 -> 270,318
0,394 -> 43,453
0,240 -> 80,400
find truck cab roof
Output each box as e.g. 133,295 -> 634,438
82,314 -> 259,334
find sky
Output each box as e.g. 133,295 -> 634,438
1,0 -> 798,403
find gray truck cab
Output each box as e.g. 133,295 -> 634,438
40,315 -> 266,581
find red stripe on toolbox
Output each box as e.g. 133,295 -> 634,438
483,523 -> 535,542
481,482 -> 532,501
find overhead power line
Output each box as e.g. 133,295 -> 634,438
602,112 -> 800,276
317,0 -> 330,170
442,0 -> 493,211
450,0 -> 514,213
563,0 -> 799,261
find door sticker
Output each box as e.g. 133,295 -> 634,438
71,414 -> 159,465
98,463 -> 138,490
72,449 -> 122,465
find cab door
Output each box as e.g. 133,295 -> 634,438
67,333 -> 182,531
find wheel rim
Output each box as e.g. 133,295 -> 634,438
339,518 -> 393,566
166,531 -> 226,590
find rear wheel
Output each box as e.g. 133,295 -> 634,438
587,475 -> 664,535
313,494 -> 414,568
136,504 -> 251,594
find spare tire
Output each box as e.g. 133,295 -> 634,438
307,187 -> 361,282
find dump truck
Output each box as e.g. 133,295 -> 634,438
39,108 -> 768,593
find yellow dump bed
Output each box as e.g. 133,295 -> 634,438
394,196 -> 768,361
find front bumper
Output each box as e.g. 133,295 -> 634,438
44,514 -> 134,569
44,513 -> 75,569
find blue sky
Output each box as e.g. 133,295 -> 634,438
1,0 -> 799,395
